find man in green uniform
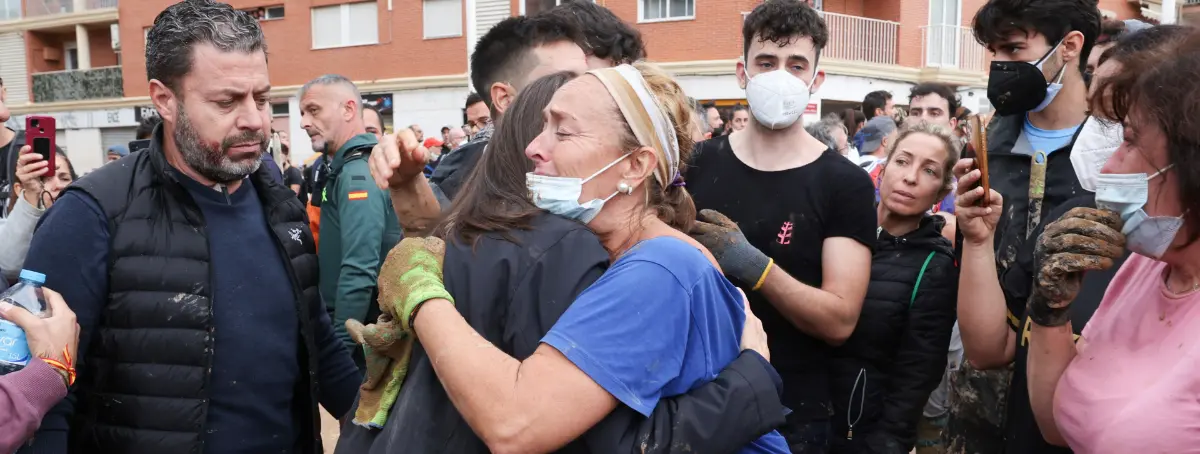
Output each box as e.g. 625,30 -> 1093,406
300,74 -> 402,370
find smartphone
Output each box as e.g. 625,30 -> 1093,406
25,116 -> 55,178
967,115 -> 991,206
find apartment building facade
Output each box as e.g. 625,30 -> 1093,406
0,0 -> 1143,171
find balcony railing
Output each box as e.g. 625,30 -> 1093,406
32,66 -> 123,102
24,0 -> 116,17
821,12 -> 898,65
921,24 -> 987,73
741,11 -> 898,66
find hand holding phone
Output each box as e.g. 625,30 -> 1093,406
25,116 -> 56,178
967,115 -> 990,207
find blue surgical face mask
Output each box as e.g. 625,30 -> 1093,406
1029,41 -> 1066,113
526,153 -> 630,224
1095,164 -> 1183,259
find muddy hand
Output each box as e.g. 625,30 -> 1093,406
377,237 -> 455,333
691,210 -> 772,290
1029,208 -> 1125,326
368,130 -> 429,191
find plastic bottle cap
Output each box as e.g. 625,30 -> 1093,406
19,269 -> 46,285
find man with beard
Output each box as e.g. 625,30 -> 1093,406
19,2 -> 361,453
300,74 -> 402,368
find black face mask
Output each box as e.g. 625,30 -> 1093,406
986,42 -> 1063,116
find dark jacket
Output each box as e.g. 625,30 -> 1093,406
831,215 -> 958,454
335,213 -> 787,453
60,132 -> 329,454
317,134 -> 402,353
428,139 -> 486,206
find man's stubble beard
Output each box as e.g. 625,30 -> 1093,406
174,105 -> 265,184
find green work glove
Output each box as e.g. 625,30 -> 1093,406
377,236 -> 455,333
690,209 -> 774,291
1029,207 -> 1124,327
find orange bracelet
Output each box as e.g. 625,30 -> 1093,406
40,346 -> 76,387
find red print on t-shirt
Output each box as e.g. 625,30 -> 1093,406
777,221 -> 793,245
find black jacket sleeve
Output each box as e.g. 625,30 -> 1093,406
584,350 -> 787,454
871,252 -> 959,453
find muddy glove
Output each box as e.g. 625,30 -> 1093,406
690,209 -> 774,291
377,236 -> 455,333
345,314 -> 414,428
1029,207 -> 1125,327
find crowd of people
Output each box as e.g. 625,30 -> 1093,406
1,0 -> 1199,453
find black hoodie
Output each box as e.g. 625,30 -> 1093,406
830,214 -> 959,454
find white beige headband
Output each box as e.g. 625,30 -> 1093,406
588,64 -> 680,186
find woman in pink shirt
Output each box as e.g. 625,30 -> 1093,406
0,288 -> 78,452
1022,28 -> 1200,452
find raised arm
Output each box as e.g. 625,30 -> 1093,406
953,160 -> 1017,369
1026,207 -> 1125,447
368,131 -> 444,236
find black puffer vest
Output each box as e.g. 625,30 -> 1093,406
65,128 -> 324,454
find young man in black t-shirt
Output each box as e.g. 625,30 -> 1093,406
686,1 -> 876,452
950,1 -> 1101,453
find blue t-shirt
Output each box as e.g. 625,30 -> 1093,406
541,237 -> 790,454
1022,116 -> 1081,156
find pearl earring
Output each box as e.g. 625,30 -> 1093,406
618,182 -> 633,194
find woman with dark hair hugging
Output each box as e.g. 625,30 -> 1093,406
336,67 -> 788,454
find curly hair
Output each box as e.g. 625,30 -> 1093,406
971,0 -> 1101,73
544,1 -> 645,64
742,0 -> 828,61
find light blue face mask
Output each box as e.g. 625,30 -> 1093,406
1030,40 -> 1066,113
526,153 -> 630,224
1095,164 -> 1183,259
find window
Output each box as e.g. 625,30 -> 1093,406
241,5 -> 285,20
0,0 -> 21,20
639,0 -> 693,22
271,102 -> 289,116
926,0 -> 962,67
311,2 -> 379,49
64,42 -> 79,71
423,0 -> 462,39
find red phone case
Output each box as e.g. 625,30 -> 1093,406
25,115 -> 56,178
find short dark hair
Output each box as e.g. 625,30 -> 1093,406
909,83 -> 960,115
362,104 -> 383,123
469,15 -> 584,114
742,0 -> 828,62
464,91 -> 484,109
543,1 -> 645,64
437,71 -> 578,245
731,103 -> 748,114
862,90 -> 892,119
441,126 -> 451,134
136,115 -> 162,139
146,0 -> 267,92
972,0 -> 1101,73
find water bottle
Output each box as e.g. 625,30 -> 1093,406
0,269 -> 50,375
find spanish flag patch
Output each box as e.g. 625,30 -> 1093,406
348,190 -> 368,201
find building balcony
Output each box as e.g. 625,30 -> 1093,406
32,65 -> 122,102
821,12 -> 899,66
741,11 -> 899,66
25,0 -> 115,17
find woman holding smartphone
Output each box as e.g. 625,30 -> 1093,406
0,146 -> 75,282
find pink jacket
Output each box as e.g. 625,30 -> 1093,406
0,359 -> 68,452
